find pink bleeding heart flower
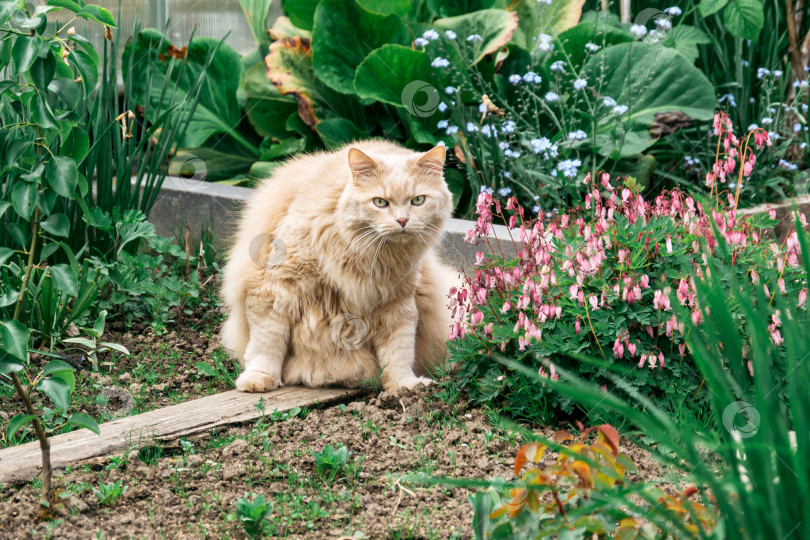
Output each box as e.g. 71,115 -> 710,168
613,338 -> 624,359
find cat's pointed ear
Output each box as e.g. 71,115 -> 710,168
348,148 -> 378,180
417,145 -> 446,175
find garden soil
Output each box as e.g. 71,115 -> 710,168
0,384 -> 671,539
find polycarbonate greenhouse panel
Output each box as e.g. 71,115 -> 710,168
46,0 -> 275,57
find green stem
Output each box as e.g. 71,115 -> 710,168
10,208 -> 53,510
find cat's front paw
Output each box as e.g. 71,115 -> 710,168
235,370 -> 283,392
385,375 -> 432,394
404,376 -> 432,389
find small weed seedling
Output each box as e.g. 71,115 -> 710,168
235,493 -> 273,539
269,406 -> 305,423
389,436 -> 408,450
196,351 -> 240,386
104,455 -> 127,471
311,444 -> 352,483
92,481 -> 126,506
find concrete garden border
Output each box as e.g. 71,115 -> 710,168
146,176 -> 517,270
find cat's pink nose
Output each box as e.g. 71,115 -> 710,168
396,217 -> 409,228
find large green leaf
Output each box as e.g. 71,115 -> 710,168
243,62 -> 298,138
67,413 -> 100,435
259,136 -> 306,160
511,0 -> 585,52
68,48 -> 98,96
312,0 -> 408,96
11,181 -> 36,218
0,0 -> 19,27
434,9 -> 520,65
32,92 -> 58,130
170,147 -> 256,182
357,0 -> 412,16
0,320 -> 30,361
266,37 -> 361,127
549,16 -> 632,68
239,0 -> 274,49
699,0 -> 729,17
123,29 -> 252,154
37,376 -> 71,411
426,0 -> 503,18
76,4 -> 116,26
30,52 -> 56,90
723,0 -> 764,41
43,359 -> 76,392
49,263 -> 78,296
664,25 -> 712,63
11,35 -> 43,73
60,126 -> 90,160
354,45 -> 436,107
583,42 -> 716,157
47,155 -> 78,197
314,118 -> 366,149
281,0 -> 319,31
6,414 -> 35,440
40,213 -> 70,237
0,355 -> 24,375
47,77 -> 80,109
36,188 -> 57,217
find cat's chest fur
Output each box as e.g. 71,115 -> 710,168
266,250 -> 420,387
274,245 -> 420,321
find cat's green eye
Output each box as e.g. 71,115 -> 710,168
411,195 -> 426,206
372,197 -> 389,208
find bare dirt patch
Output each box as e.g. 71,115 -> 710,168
0,385 -> 674,539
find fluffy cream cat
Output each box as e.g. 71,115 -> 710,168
220,140 -> 456,393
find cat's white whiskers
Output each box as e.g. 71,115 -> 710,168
351,230 -> 379,254
352,237 -> 381,266
370,236 -> 387,275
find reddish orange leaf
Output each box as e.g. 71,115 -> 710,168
514,443 -> 546,476
553,430 -> 574,443
489,506 -> 507,519
506,488 -> 528,518
570,460 -> 594,488
597,424 -> 620,457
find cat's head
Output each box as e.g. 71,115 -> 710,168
339,144 -> 452,247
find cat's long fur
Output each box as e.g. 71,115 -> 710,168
220,141 -> 456,393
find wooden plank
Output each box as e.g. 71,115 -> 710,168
0,386 -> 361,485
